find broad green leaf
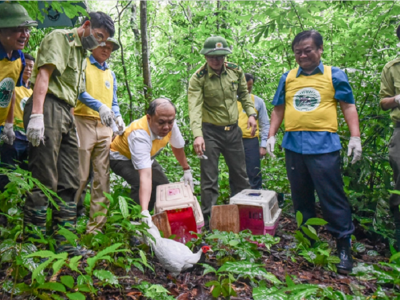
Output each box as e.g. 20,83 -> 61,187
66,292 -> 86,300
296,211 -> 303,228
57,226 -> 78,247
304,218 -> 328,226
52,258 -> 66,275
38,282 -> 66,293
25,250 -> 55,258
119,196 -> 129,218
93,269 -> 119,286
61,275 -> 74,289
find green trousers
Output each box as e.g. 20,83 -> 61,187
110,159 -> 169,211
200,123 -> 250,227
23,94 -> 80,250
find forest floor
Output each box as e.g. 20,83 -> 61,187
0,211 -> 392,300
67,215 -> 392,299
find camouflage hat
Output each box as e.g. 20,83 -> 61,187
200,36 -> 232,56
106,37 -> 120,52
0,2 -> 38,29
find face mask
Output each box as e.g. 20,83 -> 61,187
81,27 -> 100,50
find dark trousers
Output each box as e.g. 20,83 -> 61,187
0,138 -> 29,191
285,149 -> 354,239
23,94 -> 80,236
389,128 -> 400,224
242,137 -> 262,189
110,159 -> 169,211
201,123 -> 250,227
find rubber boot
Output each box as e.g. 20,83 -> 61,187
336,237 -> 353,275
23,205 -> 47,244
53,201 -> 92,257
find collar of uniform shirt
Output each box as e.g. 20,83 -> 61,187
207,62 -> 227,77
296,61 -> 324,77
147,120 -> 163,141
0,41 -> 22,61
89,54 -> 109,71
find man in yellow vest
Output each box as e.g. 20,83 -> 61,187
379,24 -> 400,251
0,53 -> 34,191
267,30 -> 362,274
236,73 -> 270,189
23,12 -> 114,255
74,37 -> 125,234
110,98 -> 194,217
0,2 -> 37,146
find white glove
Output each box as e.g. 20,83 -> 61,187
141,210 -> 152,226
395,95 -> 400,105
114,115 -> 125,135
266,136 -> 276,158
347,136 -> 362,164
183,169 -> 194,192
26,114 -> 44,147
1,123 -> 15,145
99,104 -> 113,127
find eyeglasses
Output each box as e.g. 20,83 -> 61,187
9,27 -> 31,35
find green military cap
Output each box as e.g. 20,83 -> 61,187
200,36 -> 232,56
106,37 -> 120,52
0,2 -> 38,28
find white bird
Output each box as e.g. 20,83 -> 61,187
143,217 -> 212,277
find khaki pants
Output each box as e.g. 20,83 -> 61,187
74,115 -> 113,233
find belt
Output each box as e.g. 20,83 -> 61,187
203,122 -> 237,131
46,93 -> 73,110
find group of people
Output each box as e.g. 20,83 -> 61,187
3,2 -> 400,276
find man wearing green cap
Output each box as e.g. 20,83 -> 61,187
0,2 -> 37,146
23,12 -> 114,255
188,36 -> 257,227
74,37 -> 125,234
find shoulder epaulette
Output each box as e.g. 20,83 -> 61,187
64,32 -> 75,43
386,57 -> 400,69
196,65 -> 208,79
225,62 -> 239,70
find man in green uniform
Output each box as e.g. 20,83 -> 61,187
379,24 -> 400,250
23,12 -> 114,255
188,36 -> 257,228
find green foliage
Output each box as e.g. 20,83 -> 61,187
134,281 -> 175,300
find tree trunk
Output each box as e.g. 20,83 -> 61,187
117,1 -> 134,122
140,0 -> 152,105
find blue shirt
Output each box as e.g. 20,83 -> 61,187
253,94 -> 270,148
0,42 -> 25,87
272,62 -> 355,154
78,55 -> 121,117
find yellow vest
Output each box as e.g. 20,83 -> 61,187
284,66 -> 337,132
110,116 -> 172,159
74,58 -> 113,119
238,94 -> 259,138
0,57 -> 22,124
13,86 -> 32,130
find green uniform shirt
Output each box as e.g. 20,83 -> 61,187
31,28 -> 86,107
188,62 -> 256,138
380,57 -> 400,122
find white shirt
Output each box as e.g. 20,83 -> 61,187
110,120 -> 185,170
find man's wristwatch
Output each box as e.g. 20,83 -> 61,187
249,113 -> 258,120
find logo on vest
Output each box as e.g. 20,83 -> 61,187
293,88 -> 321,112
0,78 -> 15,108
20,97 -> 29,111
105,80 -> 111,89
